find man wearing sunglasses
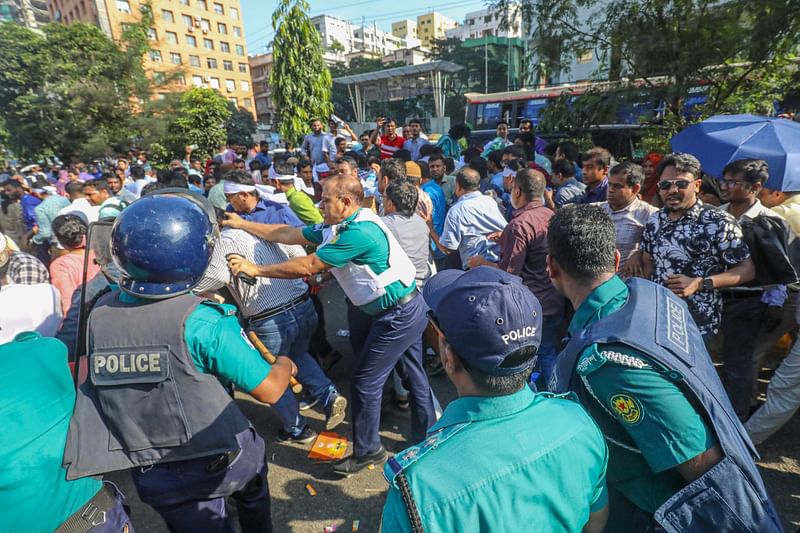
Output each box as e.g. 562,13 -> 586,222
381,267 -> 609,533
638,153 -> 755,339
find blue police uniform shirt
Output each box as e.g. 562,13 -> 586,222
421,180 -> 446,256
227,198 -> 304,228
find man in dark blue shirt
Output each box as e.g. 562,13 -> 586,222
580,147 -> 611,204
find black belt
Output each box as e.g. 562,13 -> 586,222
55,484 -> 116,533
248,293 -> 309,322
376,291 -> 418,316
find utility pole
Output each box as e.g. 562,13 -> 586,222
484,32 -> 488,93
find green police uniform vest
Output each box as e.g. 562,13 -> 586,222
63,291 -> 251,480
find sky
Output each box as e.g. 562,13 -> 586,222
240,0 -> 489,55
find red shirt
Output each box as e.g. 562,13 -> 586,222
379,135 -> 405,159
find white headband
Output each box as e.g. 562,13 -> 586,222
223,181 -> 257,195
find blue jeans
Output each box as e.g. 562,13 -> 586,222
350,293 -> 435,455
249,298 -> 338,436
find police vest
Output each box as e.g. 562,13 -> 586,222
319,208 -> 416,307
63,291 -> 251,480
551,278 -> 782,533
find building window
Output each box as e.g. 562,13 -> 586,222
223,60 -> 233,71
233,26 -> 242,37
217,22 -> 226,34
225,79 -> 235,92
238,62 -> 248,73
153,72 -> 166,85
207,57 -> 217,69
182,14 -> 192,27
147,27 -> 157,40
162,9 -> 174,23
189,54 -> 200,66
203,38 -> 214,50
240,80 -> 249,92
149,50 -> 162,62
235,44 -> 244,56
243,97 -> 251,109
166,31 -> 178,44
170,52 -> 182,64
197,0 -> 207,10
209,77 -> 220,89
178,0 -> 189,5
577,49 -> 593,64
192,75 -> 203,87
213,2 -> 223,15
200,18 -> 210,31
228,97 -> 238,106
115,0 -> 131,13
177,75 -> 186,85
186,34 -> 197,47
230,7 -> 238,19
220,41 -> 230,53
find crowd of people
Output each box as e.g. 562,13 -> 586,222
1,115 -> 797,532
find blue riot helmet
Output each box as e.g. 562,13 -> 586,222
110,189 -> 218,298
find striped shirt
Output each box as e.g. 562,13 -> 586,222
595,199 -> 658,267
196,228 -> 308,318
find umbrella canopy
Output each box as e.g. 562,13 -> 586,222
670,114 -> 800,192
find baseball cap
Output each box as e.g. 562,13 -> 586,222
423,266 -> 542,376
405,161 -> 422,179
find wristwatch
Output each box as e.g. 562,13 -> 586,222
701,277 -> 714,291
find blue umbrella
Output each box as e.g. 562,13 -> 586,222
670,114 -> 800,191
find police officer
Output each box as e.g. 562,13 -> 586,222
0,330 -> 133,532
225,174 -> 436,476
546,205 -> 781,532
381,267 -> 609,532
62,192 -> 296,532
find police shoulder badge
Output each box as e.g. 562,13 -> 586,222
609,392 -> 643,425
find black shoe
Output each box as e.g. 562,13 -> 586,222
325,394 -> 348,430
276,425 -> 317,445
332,447 -> 386,477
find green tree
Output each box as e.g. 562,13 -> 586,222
166,87 -> 232,160
225,102 -> 257,146
493,0 -> 800,142
270,0 -> 333,144
0,9 -> 153,161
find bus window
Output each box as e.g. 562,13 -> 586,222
501,103 -> 514,124
478,103 -> 501,128
523,99 -> 549,125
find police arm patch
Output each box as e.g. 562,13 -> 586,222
609,392 -> 644,425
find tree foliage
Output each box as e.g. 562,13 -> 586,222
492,0 -> 800,144
329,57 -> 404,121
166,87 -> 231,160
0,11 -> 153,162
270,0 -> 333,144
225,102 -> 257,146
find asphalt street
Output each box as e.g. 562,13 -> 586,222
106,282 -> 800,532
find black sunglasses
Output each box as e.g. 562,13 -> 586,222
658,179 -> 693,191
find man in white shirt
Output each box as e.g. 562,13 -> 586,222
438,168 -> 507,269
595,162 -> 658,271
57,181 -> 100,224
197,226 -> 346,443
0,234 -> 61,343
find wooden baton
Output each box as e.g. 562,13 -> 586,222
247,331 -> 303,394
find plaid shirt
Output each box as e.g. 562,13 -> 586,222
595,199 -> 659,267
8,252 -> 50,284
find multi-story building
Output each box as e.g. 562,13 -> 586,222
415,11 -> 456,48
248,52 -> 275,127
310,14 -> 355,65
381,46 -> 428,67
46,0 -> 255,113
352,23 -> 419,59
391,18 -> 416,41
1,0 -> 50,30
445,5 -> 523,40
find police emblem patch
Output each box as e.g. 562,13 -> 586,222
609,393 -> 643,425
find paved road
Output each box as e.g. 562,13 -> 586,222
107,283 -> 800,532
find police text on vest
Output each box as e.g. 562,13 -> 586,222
93,353 -> 162,374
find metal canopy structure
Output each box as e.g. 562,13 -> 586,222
333,60 -> 463,122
